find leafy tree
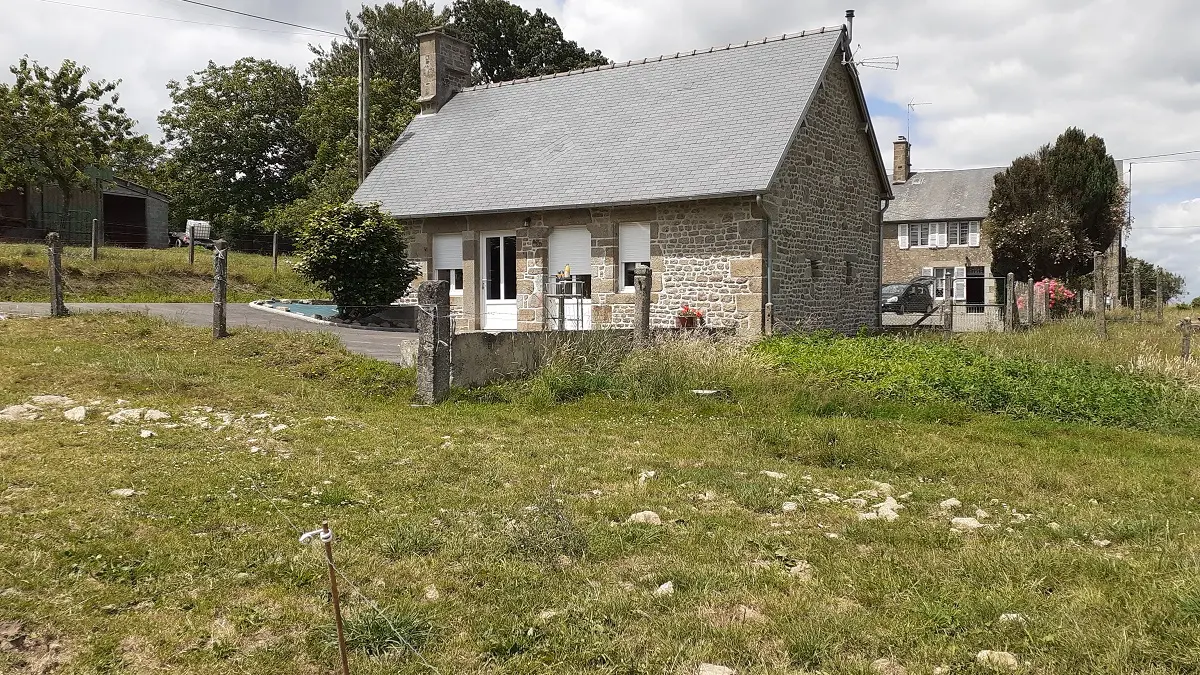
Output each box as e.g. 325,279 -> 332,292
986,127 -> 1126,280
308,1 -> 447,88
1125,257 -> 1185,303
295,202 -> 417,321
157,58 -> 312,236
0,57 -> 149,211
448,0 -> 608,83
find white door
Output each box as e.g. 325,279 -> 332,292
482,233 -> 518,331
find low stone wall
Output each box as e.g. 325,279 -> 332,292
451,330 -> 631,389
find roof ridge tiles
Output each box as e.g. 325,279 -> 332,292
458,24 -> 844,93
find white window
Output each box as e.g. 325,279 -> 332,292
947,221 -> 972,247
432,233 -> 464,295
549,227 -> 592,297
931,266 -> 955,298
907,222 -> 931,248
618,223 -> 650,291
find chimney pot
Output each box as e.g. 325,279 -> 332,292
417,28 -> 474,114
893,136 -> 911,184
845,9 -> 855,44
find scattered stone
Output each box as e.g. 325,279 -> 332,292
422,584 -> 440,602
975,650 -> 1021,670
251,412 -> 271,419
1092,539 -> 1112,548
870,657 -> 908,675
0,404 -> 40,422
874,496 -> 902,522
858,511 -> 880,521
824,532 -> 840,539
844,498 -> 868,509
107,408 -> 144,424
975,508 -> 991,520
536,609 -> 559,621
868,480 -> 894,495
30,395 -> 74,407
696,490 -> 717,502
950,517 -> 985,532
626,511 -> 662,526
788,560 -> 814,582
932,667 -> 950,675
143,409 -> 170,422
653,581 -> 674,597
1047,522 -> 1061,532
998,613 -> 1026,624
760,470 -> 787,480
696,664 -> 736,675
269,424 -> 288,433
109,488 -> 138,498
139,430 -> 157,439
63,407 -> 87,422
938,498 -> 962,511
781,501 -> 798,513
637,470 -> 657,486
323,416 -> 340,421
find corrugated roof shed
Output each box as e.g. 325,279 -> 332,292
884,167 -> 1002,222
355,28 -> 869,218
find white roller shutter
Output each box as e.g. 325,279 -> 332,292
549,227 -> 592,276
897,224 -> 909,249
619,223 -> 650,265
432,233 -> 462,270
968,221 -> 981,247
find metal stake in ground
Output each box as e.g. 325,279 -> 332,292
301,523 -> 351,675
272,230 -> 280,273
91,218 -> 99,261
47,232 -> 68,318
212,239 -> 228,339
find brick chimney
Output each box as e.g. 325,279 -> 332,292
892,136 -> 911,184
417,29 -> 473,114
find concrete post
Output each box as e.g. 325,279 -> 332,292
187,222 -> 196,266
764,302 -> 775,336
944,276 -> 954,333
47,232 -> 68,318
416,280 -> 451,404
633,265 -> 651,347
1026,277 -> 1034,326
90,218 -> 99,261
1182,320 -> 1193,362
1132,264 -> 1142,323
1094,252 -> 1107,339
272,230 -> 279,273
212,240 -> 228,339
1005,272 -> 1016,331
1157,271 -> 1164,323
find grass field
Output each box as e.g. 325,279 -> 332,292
2,313 -> 1199,674
0,243 -> 322,302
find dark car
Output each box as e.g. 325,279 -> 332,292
881,281 -> 934,314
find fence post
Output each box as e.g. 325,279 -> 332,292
1132,265 -> 1142,323
187,222 -> 196,266
1156,271 -> 1164,323
90,218 -> 99,261
943,276 -> 954,333
212,239 -> 228,339
1004,272 -> 1016,331
416,280 -> 451,404
1026,277 -> 1035,326
633,265 -> 652,347
1182,320 -> 1193,362
764,302 -> 775,337
46,232 -> 68,318
272,230 -> 279,273
1094,251 -> 1107,339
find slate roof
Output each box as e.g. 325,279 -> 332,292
355,27 -> 884,219
884,167 -> 1002,223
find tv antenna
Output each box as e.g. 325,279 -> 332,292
906,98 -> 931,144
856,54 -> 899,70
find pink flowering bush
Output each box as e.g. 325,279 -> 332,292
1033,278 -> 1076,317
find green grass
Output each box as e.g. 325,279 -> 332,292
2,315 -> 1200,673
0,243 -> 322,302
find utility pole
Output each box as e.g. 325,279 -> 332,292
358,32 -> 371,185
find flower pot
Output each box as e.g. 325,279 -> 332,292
676,315 -> 699,329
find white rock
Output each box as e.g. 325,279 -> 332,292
536,609 -> 559,621
788,560 -> 814,582
781,501 -> 798,513
760,470 -> 787,480
1047,522 -> 1061,531
950,517 -> 985,532
652,581 -> 674,596
109,488 -> 138,498
63,406 -> 87,422
627,511 -> 662,525
422,584 -> 440,602
976,509 -> 991,520
139,429 -> 157,438
932,667 -> 950,675
844,498 -> 868,509
858,511 -> 880,521
143,409 -> 171,422
1,404 -> 41,421
251,412 -> 271,419
30,395 -> 74,407
107,408 -> 144,424
824,532 -> 840,539
637,470 -> 657,486
939,498 -> 962,511
696,664 -> 736,675
870,657 -> 908,675
269,424 -> 289,433
998,613 -> 1026,624
874,496 -> 903,522
868,480 -> 894,495
323,415 -> 340,421
975,650 -> 1021,670
1092,539 -> 1112,548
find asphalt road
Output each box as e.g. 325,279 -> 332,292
0,302 -> 417,364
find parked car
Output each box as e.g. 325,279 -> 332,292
172,231 -> 215,250
881,281 -> 935,314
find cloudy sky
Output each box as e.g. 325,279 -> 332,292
4,0 -> 1198,295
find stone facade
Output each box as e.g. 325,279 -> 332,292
417,30 -> 472,114
762,57 -> 886,334
881,223 -> 993,282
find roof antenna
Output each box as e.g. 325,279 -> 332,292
906,98 -> 932,145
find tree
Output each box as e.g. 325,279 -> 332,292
1125,257 -> 1185,303
295,202 -> 417,321
0,57 -> 148,212
157,58 -> 312,236
448,0 -> 608,83
985,127 -> 1126,280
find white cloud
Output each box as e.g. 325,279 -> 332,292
3,0 -> 1198,287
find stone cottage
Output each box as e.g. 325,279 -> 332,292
354,19 -> 892,335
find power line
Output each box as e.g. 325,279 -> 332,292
1120,150 -> 1200,162
1128,157 -> 1200,166
161,0 -> 344,37
36,0 -> 334,36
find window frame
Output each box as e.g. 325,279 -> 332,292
618,223 -> 651,292
907,222 -> 931,248
435,267 -> 464,295
947,221 -> 971,247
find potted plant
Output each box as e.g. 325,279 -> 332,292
676,305 -> 704,329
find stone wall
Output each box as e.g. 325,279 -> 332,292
763,57 -> 886,334
881,222 -> 993,282
451,329 -> 632,388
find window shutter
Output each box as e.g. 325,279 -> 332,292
897,224 -> 909,249
968,221 -> 981,247
618,223 -> 650,264
549,227 -> 592,276
921,266 -> 934,278
432,233 -> 462,270
953,266 -> 967,300
938,222 -> 949,248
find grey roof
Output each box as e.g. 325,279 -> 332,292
355,28 -> 875,218
884,167 -> 1002,223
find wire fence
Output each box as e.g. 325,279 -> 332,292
0,216 -> 297,258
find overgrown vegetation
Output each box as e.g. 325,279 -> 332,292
0,243 -> 321,302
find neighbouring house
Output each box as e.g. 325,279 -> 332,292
354,19 -> 893,335
0,169 -> 170,248
883,137 -> 1123,312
